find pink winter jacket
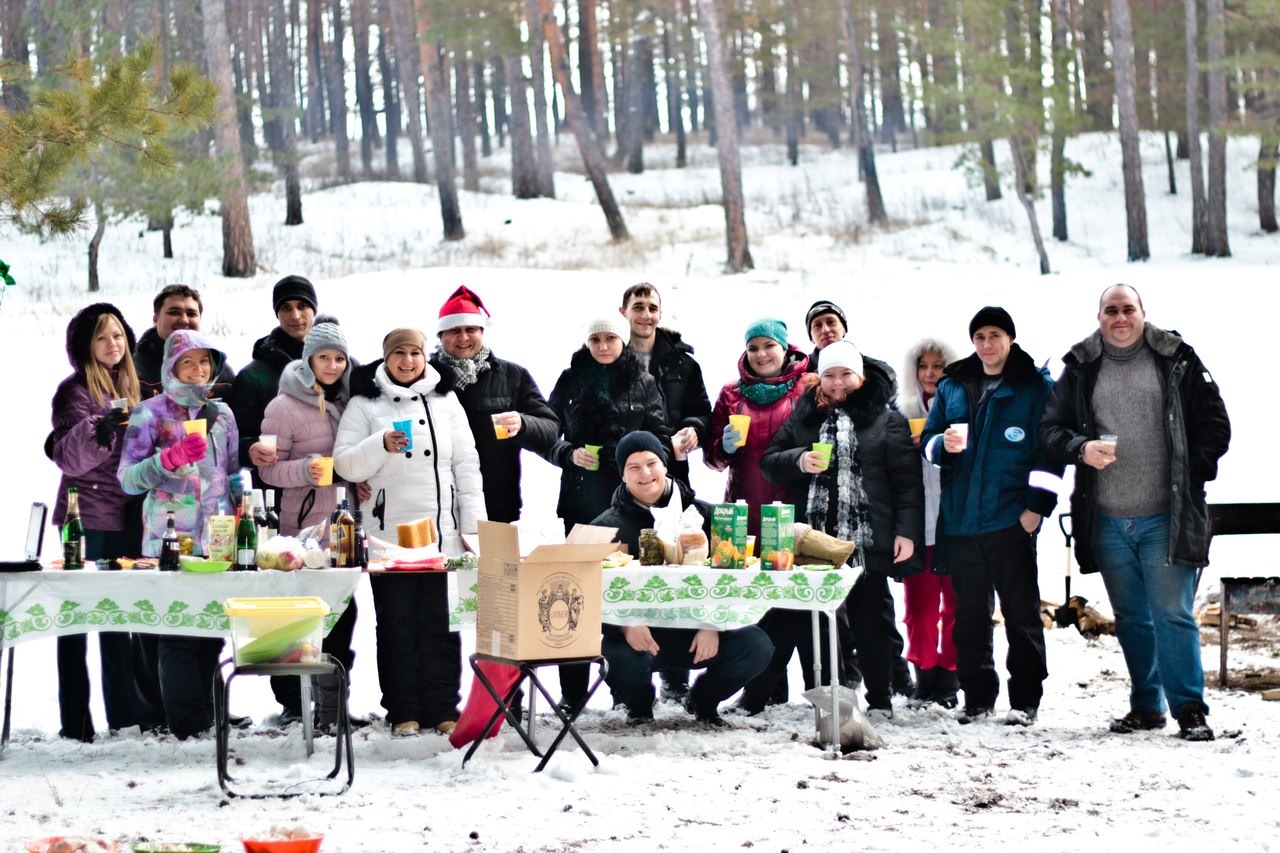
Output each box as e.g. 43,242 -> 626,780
704,347 -> 814,536
257,360 -> 348,535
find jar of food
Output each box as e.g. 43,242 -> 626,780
638,528 -> 664,566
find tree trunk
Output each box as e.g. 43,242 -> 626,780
662,2 -> 686,168
389,0 -> 428,182
492,54 -> 508,148
231,0 -> 256,166
306,0 -> 326,141
270,0 -> 302,225
1081,0 -> 1114,131
474,59 -> 492,157
1204,0 -> 1230,256
330,0 -> 351,181
1165,130 -> 1178,194
505,54 -> 540,199
695,0 -> 751,270
980,138 -> 1001,201
455,55 -> 480,191
1011,139 -> 1051,274
1260,134 -> 1279,233
1050,0 -> 1069,240
1184,0 -> 1207,252
201,0 -> 256,276
621,22 -> 647,173
839,0 -> 887,223
0,0 -> 30,110
416,4 -> 464,240
578,0 -> 608,140
351,0 -> 379,176
376,4 -> 401,180
539,0 -> 628,240
526,0 -> 556,196
1111,0 -> 1150,261
87,199 -> 106,293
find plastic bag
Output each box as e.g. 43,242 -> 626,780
649,489 -> 708,565
256,535 -> 306,571
801,684 -> 885,753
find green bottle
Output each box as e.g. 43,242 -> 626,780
62,486 -> 85,569
234,493 -> 258,571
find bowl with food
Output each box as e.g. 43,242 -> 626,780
132,844 -> 221,853
240,826 -> 322,853
26,838 -> 118,853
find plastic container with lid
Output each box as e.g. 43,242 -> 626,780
223,597 -> 329,666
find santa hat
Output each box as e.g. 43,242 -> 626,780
437,285 -> 490,333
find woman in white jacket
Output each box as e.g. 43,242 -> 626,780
899,337 -> 960,709
335,327 -> 486,737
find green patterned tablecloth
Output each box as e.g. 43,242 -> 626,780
0,568 -> 361,647
448,566 -> 854,630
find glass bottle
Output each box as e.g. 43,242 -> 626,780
234,493 -> 257,571
263,489 -> 279,540
159,511 -> 181,571
351,508 -> 368,569
329,487 -> 354,567
251,489 -> 268,540
61,486 -> 85,569
639,528 -> 663,566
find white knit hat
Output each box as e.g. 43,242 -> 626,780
585,316 -> 628,342
818,339 -> 864,378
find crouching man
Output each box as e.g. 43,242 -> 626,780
592,430 -> 773,726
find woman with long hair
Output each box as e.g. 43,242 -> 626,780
48,303 -> 151,740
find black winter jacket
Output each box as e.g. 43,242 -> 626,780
429,350 -> 559,523
1039,324 -> 1231,572
646,328 -> 712,481
544,347 -> 671,529
230,327 -> 303,468
592,479 -> 711,559
760,360 -> 925,578
134,327 -> 236,402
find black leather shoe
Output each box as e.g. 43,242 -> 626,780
1109,709 -> 1167,734
229,714 -> 253,730
1175,708 -> 1214,742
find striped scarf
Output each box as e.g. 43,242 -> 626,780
805,408 -> 873,567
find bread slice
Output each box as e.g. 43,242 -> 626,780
397,516 -> 438,548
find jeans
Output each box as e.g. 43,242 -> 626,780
1094,513 -> 1207,717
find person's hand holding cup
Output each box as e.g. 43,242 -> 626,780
386,419 -> 413,453
908,417 -> 927,449
313,456 -> 334,486
803,442 -> 833,474
491,412 -> 521,440
943,422 -> 969,453
1082,434 -> 1119,470
579,444 -> 602,471
250,434 -> 279,466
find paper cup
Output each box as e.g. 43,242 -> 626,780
908,418 -> 927,437
392,419 -> 414,451
492,414 -> 510,440
812,442 -> 833,470
951,422 -> 969,449
259,434 -> 278,450
183,419 -> 207,437
584,444 -> 602,472
728,413 -> 751,447
314,456 -> 334,486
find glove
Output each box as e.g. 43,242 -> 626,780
160,432 -> 207,471
229,472 -> 246,504
721,422 -> 742,455
94,411 -> 129,448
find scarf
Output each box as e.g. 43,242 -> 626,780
739,374 -> 797,405
805,408 -> 873,567
434,344 -> 493,391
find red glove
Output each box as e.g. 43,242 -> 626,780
160,433 -> 208,471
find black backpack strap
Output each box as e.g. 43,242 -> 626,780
199,399 -> 219,435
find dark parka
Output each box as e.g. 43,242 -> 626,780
760,359 -> 925,579
646,328 -> 713,481
592,478 -> 711,560
134,327 -> 235,402
229,327 -> 304,469
429,350 -> 560,523
921,344 -> 1062,545
544,347 -> 672,529
1039,324 -> 1231,572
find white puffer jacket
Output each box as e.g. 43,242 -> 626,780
333,361 -> 486,554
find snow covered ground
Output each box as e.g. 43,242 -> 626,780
1,130 -> 1278,851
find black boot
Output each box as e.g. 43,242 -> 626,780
933,668 -> 959,709
891,656 -> 915,697
909,666 -> 938,708
659,669 -> 691,705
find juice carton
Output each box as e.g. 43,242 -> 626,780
758,502 -> 795,570
709,501 -> 748,568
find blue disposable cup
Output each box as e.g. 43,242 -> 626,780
393,419 -> 414,451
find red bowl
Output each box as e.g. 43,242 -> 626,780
240,837 -> 322,853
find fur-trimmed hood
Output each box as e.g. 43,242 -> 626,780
801,356 -> 896,428
65,302 -> 137,369
898,337 -> 961,419
1064,323 -> 1184,365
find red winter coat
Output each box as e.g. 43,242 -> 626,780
704,346 -> 814,536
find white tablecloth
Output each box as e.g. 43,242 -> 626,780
0,568 -> 362,648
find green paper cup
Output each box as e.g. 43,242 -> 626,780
812,442 -> 833,470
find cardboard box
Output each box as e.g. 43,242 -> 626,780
475,520 -> 616,661
759,502 -> 795,570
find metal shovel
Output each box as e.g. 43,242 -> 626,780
1056,513 -> 1079,630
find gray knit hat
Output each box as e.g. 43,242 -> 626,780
303,318 -> 348,362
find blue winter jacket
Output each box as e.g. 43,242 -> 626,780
921,344 -> 1062,542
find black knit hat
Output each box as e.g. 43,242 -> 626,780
968,306 -> 1016,339
273,274 -> 318,313
804,300 -> 848,338
615,430 -> 667,475
65,303 -> 137,369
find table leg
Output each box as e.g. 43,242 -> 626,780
827,610 -> 840,753
2,646 -> 13,748
301,675 -> 314,757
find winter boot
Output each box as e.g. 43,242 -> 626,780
891,656 -> 915,697
932,668 -> 959,709
315,672 -> 341,731
908,666 -> 938,709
